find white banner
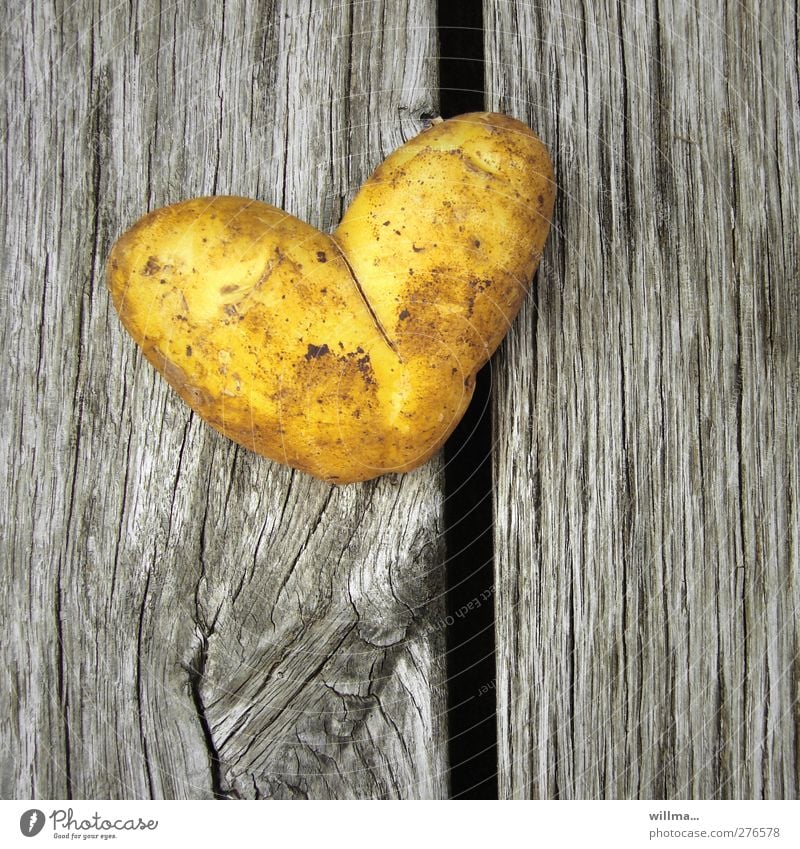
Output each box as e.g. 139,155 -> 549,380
1,799 -> 797,849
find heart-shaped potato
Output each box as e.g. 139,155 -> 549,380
107,112 -> 554,483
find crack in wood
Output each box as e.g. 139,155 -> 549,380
185,626 -> 229,800
438,0 -> 498,801
54,564 -> 73,800
135,566 -> 155,799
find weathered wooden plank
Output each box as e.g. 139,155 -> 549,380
1,0 -> 447,799
486,0 -> 799,799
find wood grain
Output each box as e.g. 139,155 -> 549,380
1,0 -> 447,799
486,0 -> 799,799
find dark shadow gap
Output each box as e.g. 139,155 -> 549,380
438,0 -> 498,801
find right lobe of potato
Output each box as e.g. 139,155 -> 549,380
334,111 -> 555,448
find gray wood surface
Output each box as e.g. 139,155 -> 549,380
487,0 -> 799,799
1,0 -> 448,799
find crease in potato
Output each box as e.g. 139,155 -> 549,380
107,112 -> 555,483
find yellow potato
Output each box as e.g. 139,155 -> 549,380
107,112 -> 555,483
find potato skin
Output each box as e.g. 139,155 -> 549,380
333,112 -> 555,469
335,112 -> 555,369
106,197 -> 414,482
107,113 -> 554,483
